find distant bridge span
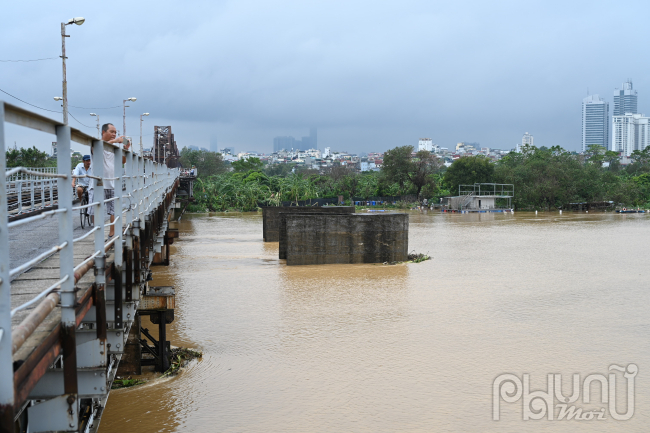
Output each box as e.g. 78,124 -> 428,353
0,101 -> 188,432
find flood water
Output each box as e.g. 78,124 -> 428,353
100,211 -> 650,432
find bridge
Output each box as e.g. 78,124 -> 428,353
0,101 -> 192,432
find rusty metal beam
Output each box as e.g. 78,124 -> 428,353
94,284 -> 106,341
13,324 -> 61,409
125,247 -> 133,302
113,265 -> 123,329
60,325 -> 77,395
12,293 -> 59,355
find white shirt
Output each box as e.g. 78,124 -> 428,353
73,162 -> 92,187
90,150 -> 116,190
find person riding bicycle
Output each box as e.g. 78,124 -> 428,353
72,155 -> 92,201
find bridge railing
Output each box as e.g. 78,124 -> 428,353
0,100 -> 179,431
6,168 -> 58,216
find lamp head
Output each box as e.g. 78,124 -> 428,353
67,17 -> 85,25
53,97 -> 63,101
90,113 -> 97,116
128,97 -> 137,102
143,113 -> 150,116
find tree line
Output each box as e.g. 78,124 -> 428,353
184,144 -> 650,211
8,144 -> 650,211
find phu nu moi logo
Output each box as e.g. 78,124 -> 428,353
493,364 -> 638,421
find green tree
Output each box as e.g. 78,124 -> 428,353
381,146 -> 414,191
231,157 -> 263,172
264,163 -> 295,177
409,150 -> 442,198
603,150 -> 621,171
585,144 -> 606,165
6,146 -> 56,168
381,146 -> 442,198
179,147 -> 227,176
627,148 -> 650,176
443,155 -> 495,195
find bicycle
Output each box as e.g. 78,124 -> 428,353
79,186 -> 91,229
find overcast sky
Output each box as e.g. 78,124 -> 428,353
3,0 -> 650,155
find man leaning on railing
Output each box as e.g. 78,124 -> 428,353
89,123 -> 130,239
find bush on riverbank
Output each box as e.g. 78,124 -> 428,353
191,170 -> 431,212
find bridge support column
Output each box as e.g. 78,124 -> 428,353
138,286 -> 175,372
117,315 -> 141,376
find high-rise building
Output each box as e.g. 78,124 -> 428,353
418,138 -> 433,152
273,136 -> 296,152
522,132 -> 534,147
310,127 -> 317,149
582,95 -> 609,152
300,136 -> 310,151
612,113 -> 650,156
210,135 -> 219,152
613,80 -> 638,116
273,127 -> 317,152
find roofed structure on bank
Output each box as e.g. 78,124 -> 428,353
446,183 -> 514,212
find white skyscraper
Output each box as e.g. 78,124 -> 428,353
582,95 -> 609,152
613,80 -> 638,116
522,132 -> 534,147
612,113 -> 650,156
418,138 -> 433,152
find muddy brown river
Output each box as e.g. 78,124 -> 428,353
100,211 -> 650,432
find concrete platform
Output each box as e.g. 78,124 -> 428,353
262,206 -> 355,242
283,213 -> 409,265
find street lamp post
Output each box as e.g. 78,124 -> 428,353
61,17 -> 85,125
140,113 -> 149,155
90,113 -> 100,138
122,97 -> 137,140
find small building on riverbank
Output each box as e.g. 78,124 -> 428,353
444,183 -> 514,213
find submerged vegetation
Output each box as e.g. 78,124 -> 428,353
182,144 -> 650,212
407,252 -> 431,263
111,378 -> 146,389
162,348 -> 203,377
110,347 -> 203,389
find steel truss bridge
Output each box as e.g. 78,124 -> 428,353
0,101 -> 182,432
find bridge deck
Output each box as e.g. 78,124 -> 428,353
11,226 -> 114,363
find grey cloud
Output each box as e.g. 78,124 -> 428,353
3,0 -> 650,153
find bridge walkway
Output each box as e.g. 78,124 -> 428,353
1,100 -> 180,433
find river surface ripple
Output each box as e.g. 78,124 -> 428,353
101,211 -> 650,432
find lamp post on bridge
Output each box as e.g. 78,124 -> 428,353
140,113 -> 149,155
90,113 -> 100,138
122,97 -> 137,142
61,17 -> 85,125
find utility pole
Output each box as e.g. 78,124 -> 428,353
123,97 -> 137,141
60,17 -> 84,125
61,23 -> 68,125
90,113 -> 99,138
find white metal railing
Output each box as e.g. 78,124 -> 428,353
0,100 -> 180,427
5,167 -> 60,215
5,166 -> 57,180
458,183 -> 515,197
